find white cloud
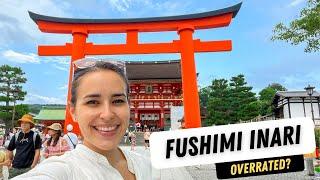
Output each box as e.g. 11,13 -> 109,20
44,58 -> 70,65
288,0 -> 305,7
58,84 -> 68,90
24,93 -> 66,104
52,64 -> 68,72
280,71 -> 320,91
0,0 -> 71,47
109,0 -> 132,12
1,50 -> 40,63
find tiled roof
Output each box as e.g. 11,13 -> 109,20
125,60 -> 181,80
275,91 -> 320,98
34,106 -> 65,120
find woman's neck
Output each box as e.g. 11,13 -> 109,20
83,141 -> 124,166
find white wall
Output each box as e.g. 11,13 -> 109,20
170,106 -> 184,130
283,102 -> 320,119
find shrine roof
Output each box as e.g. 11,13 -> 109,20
125,60 -> 181,80
275,91 -> 320,98
29,3 -> 241,24
34,106 -> 65,120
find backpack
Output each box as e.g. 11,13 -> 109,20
14,130 -> 38,149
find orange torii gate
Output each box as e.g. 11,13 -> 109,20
29,3 -> 241,134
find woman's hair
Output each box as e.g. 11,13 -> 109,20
47,130 -> 62,147
71,61 -> 129,105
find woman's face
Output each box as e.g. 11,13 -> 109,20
71,70 -> 129,152
48,129 -> 57,136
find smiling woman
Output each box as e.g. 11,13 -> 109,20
13,59 -> 152,180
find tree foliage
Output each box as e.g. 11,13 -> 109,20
199,77 -> 287,126
0,65 -> 27,128
272,0 -> 320,52
202,75 -> 259,126
258,83 -> 286,116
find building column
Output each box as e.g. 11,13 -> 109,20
134,109 -> 139,123
160,109 -> 164,129
287,98 -> 292,118
318,97 -> 320,117
303,98 -> 306,117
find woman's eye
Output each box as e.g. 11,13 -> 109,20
86,100 -> 99,105
113,99 -> 125,104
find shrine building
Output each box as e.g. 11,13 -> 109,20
126,60 -> 183,130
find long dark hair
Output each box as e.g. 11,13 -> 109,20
47,130 -> 62,147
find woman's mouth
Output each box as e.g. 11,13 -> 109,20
93,125 -> 120,137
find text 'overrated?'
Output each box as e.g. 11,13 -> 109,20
149,118 -> 315,169
216,155 -> 305,179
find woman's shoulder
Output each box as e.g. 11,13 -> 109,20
13,153 -> 75,179
122,148 -> 152,171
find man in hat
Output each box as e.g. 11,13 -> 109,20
5,114 -> 41,178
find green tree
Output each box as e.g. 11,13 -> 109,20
272,0 -> 320,52
199,86 -> 211,108
258,83 -> 286,116
207,79 -> 231,125
0,65 -> 27,128
229,74 -> 259,123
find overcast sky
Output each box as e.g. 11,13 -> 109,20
0,0 -> 319,104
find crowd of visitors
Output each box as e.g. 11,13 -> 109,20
0,114 -> 80,179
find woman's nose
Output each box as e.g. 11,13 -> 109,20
99,102 -> 115,120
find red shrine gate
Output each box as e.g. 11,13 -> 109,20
29,3 -> 241,134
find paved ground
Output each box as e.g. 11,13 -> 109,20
122,146 -> 320,180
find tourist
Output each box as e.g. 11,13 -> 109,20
129,131 -> 136,151
5,114 -> 41,178
0,150 -> 8,179
43,123 -> 70,158
63,124 -> 78,150
123,129 -> 129,144
13,59 -> 152,179
179,116 -> 185,129
144,128 -> 151,150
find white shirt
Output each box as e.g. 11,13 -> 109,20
63,132 -> 78,150
13,144 -> 152,180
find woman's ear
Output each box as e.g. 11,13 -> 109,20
68,101 -> 77,122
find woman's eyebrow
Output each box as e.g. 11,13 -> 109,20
112,93 -> 126,98
83,93 -> 101,99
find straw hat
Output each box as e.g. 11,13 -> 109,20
18,114 -> 35,126
47,123 -> 62,131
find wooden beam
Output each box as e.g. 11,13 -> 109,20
38,40 -> 231,56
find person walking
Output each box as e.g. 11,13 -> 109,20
123,129 -> 129,144
5,114 -> 41,178
63,124 -> 78,150
144,128 -> 151,150
130,131 -> 136,151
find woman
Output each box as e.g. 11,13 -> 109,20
13,59 -> 152,179
43,123 -> 70,158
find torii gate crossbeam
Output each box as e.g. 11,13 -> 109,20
29,3 -> 242,134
